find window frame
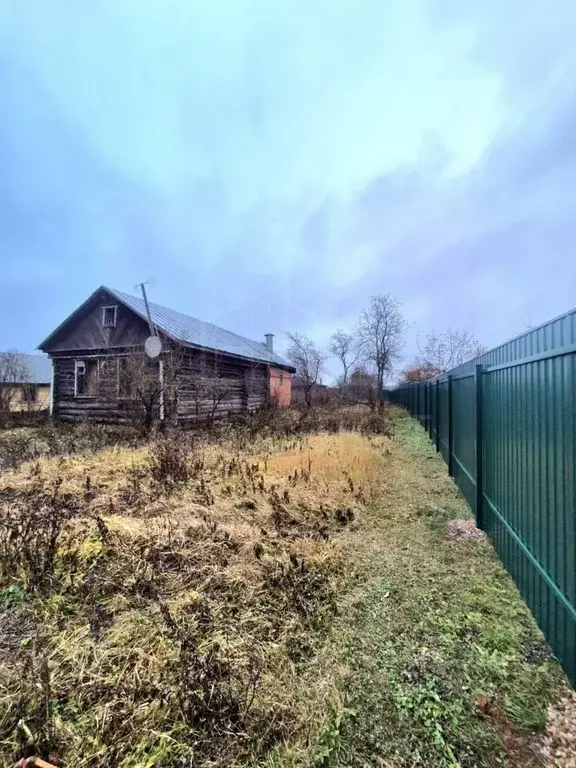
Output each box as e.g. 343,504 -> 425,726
102,305 -> 118,328
74,357 -> 134,399
74,359 -> 100,398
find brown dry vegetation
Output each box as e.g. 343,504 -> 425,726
0,405 -> 571,768
0,406 -> 389,767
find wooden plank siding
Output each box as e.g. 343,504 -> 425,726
46,289 -> 150,352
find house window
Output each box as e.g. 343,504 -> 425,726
102,306 -> 117,328
21,384 -> 38,403
75,360 -> 98,396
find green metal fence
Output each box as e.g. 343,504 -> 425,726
389,308 -> 576,685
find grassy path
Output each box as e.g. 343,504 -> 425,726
320,408 -> 567,768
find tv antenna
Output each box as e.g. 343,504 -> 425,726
136,280 -> 165,421
136,281 -> 163,359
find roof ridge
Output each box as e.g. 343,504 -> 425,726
108,287 -> 270,351
104,286 -> 292,370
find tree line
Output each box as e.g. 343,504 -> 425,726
285,294 -> 486,406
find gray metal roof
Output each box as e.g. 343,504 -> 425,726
105,287 -> 294,370
0,353 -> 51,384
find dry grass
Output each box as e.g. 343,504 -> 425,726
0,409 -> 390,767
0,406 -> 570,768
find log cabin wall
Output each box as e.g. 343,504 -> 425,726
51,347 -> 270,424
51,350 -> 142,423
46,289 -> 153,422
175,349 -> 268,424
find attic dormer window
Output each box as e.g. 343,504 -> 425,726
102,306 -> 117,328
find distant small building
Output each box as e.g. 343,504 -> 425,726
0,353 -> 52,413
38,286 -> 295,424
291,377 -> 329,405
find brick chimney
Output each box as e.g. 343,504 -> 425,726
265,334 -> 274,353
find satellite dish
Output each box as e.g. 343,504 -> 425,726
145,336 -> 163,359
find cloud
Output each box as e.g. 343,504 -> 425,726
0,0 -> 575,372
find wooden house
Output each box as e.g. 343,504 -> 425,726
38,286 -> 294,424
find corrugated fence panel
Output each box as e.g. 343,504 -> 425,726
451,374 -> 477,511
439,379 -> 450,463
388,305 -> 576,685
482,352 -> 576,679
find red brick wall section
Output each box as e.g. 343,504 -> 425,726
269,368 -> 292,407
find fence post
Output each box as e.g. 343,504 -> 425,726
475,364 -> 484,530
427,382 -> 432,436
447,374 -> 454,477
428,383 -> 434,440
435,379 -> 440,452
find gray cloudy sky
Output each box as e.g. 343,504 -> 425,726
1,0 -> 575,376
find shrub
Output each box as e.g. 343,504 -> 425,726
359,408 -> 390,435
0,433 -> 41,470
0,479 -> 78,591
148,436 -> 192,491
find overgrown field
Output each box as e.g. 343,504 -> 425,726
0,407 -> 570,767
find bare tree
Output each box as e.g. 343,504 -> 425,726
0,351 -> 32,426
399,361 -> 440,384
417,328 -> 486,375
285,332 -> 326,407
109,347 -> 183,433
329,329 -> 363,386
344,366 -> 378,404
185,353 -> 233,425
357,295 -> 407,405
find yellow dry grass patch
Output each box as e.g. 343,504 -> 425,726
0,431 -> 388,516
0,444 -> 149,501
266,432 -> 388,487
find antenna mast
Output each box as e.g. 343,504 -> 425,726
136,281 -> 164,421
137,281 -> 156,336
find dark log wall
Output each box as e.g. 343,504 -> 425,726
51,347 -> 269,424
176,349 -> 268,423
52,351 -> 139,424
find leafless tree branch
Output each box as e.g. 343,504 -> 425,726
0,351 -> 33,425
285,332 -> 326,407
329,329 -> 363,386
416,328 -> 486,374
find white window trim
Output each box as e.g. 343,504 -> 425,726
102,305 -> 118,328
